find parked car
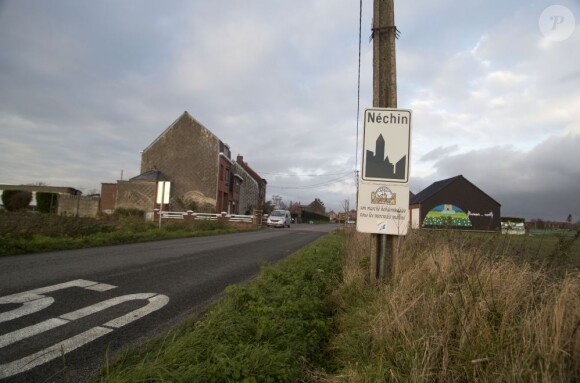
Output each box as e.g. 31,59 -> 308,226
266,210 -> 291,228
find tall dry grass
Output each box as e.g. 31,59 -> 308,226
323,230 -> 580,382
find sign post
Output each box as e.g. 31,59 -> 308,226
359,0 -> 408,281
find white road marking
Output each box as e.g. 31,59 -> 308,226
0,292 -> 45,304
0,279 -> 118,324
84,283 -> 117,292
59,293 -> 157,321
0,326 -> 113,379
104,294 -> 170,328
0,296 -> 54,324
0,318 -> 68,348
0,280 -> 169,379
26,279 -> 102,295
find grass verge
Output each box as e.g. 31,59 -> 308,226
316,229 -> 580,382
0,214 -> 257,256
97,230 -> 345,383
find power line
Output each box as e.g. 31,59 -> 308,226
355,0 -> 363,173
257,171 -> 352,177
268,173 -> 353,190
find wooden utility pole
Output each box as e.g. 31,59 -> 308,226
371,0 -> 398,280
373,0 -> 397,109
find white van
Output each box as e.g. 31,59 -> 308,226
266,210 -> 292,228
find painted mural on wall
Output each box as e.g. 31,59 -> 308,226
423,204 -> 472,227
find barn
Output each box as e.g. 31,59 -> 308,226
410,175 -> 501,231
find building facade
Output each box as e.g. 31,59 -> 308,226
236,155 -> 267,211
107,111 -> 265,215
410,175 -> 501,231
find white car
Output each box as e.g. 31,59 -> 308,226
266,210 -> 292,228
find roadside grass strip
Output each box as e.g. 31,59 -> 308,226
319,230 -> 580,382
98,231 -> 345,383
0,216 -> 256,256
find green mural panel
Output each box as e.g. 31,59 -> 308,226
423,204 -> 472,227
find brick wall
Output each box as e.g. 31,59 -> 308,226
58,195 -> 100,217
115,181 -> 156,212
100,183 -> 117,214
233,162 -> 260,215
140,112 -> 219,210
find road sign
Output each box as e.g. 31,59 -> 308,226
357,108 -> 411,235
361,108 -> 411,183
156,181 -> 171,204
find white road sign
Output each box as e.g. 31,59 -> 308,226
361,108 -> 411,183
357,108 -> 412,235
156,181 -> 171,204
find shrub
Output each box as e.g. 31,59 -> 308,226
1,190 -> 32,211
36,192 -> 58,213
113,207 -> 145,219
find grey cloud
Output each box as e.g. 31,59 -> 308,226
560,70 -> 580,82
420,144 -> 459,162
420,133 -> 580,220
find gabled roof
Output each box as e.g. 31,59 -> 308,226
236,155 -> 267,185
410,175 -> 462,204
141,111 -> 219,153
130,170 -> 169,181
410,175 -> 501,206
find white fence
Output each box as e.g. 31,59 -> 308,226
159,211 -> 267,224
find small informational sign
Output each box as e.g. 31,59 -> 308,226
357,108 -> 411,235
357,182 -> 409,235
156,181 -> 171,204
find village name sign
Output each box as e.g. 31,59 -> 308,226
357,108 -> 412,235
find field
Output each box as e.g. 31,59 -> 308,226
317,229 -> 580,382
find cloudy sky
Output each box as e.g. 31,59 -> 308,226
1,0 -> 579,221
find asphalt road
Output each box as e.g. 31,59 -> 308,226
0,224 -> 339,382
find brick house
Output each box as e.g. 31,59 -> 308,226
106,111 -> 266,215
236,155 -> 267,213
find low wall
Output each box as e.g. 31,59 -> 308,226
58,195 -> 100,217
